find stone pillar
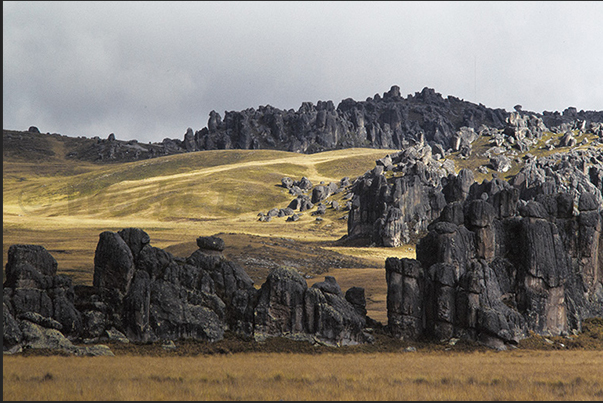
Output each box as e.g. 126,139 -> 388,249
385,257 -> 424,340
425,263 -> 457,340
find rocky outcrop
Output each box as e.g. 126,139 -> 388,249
341,103 -> 601,247
384,148 -> 603,349
7,86 -> 512,163
4,229 -> 374,353
67,229 -> 233,345
254,270 -> 372,346
190,86 -> 509,154
541,107 -> 603,133
385,257 -> 425,340
510,147 -> 603,206
5,87 -> 603,164
3,244 -> 112,355
346,142 -> 469,246
258,175 -> 351,223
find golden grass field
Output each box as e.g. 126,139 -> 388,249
3,130 -> 603,400
4,351 -> 603,400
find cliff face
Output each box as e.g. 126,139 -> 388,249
3,230 -> 374,354
382,148 -> 603,349
7,85 -> 603,164
192,86 -> 509,154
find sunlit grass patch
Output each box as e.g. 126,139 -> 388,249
4,351 -> 603,400
313,148 -> 398,180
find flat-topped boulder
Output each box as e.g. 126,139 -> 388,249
196,235 -> 226,252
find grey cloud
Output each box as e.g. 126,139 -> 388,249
3,1 -> 603,143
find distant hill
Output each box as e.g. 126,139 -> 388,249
6,85 -> 603,164
3,87 -> 603,351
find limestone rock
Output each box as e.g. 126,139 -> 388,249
117,228 -> 151,259
254,267 -> 307,339
196,236 -> 226,252
93,231 -> 135,294
490,155 -> 512,173
386,152 -> 603,347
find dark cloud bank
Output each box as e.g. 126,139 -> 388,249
3,1 -> 602,143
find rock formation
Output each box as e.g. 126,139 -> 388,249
4,229 -> 374,353
345,142 -> 455,246
2,244 -> 112,355
6,86 -> 603,165
384,148 -> 603,349
189,86 -> 509,154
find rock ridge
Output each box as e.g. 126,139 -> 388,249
7,86 -> 603,163
4,230 -> 374,354
382,149 -> 603,349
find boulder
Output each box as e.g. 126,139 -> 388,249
4,244 -> 82,338
288,194 -> 314,211
294,177 -> 313,191
117,228 -> 151,259
489,155 -> 512,173
254,267 -> 307,340
559,131 -> 576,147
311,185 -> 331,204
345,286 -> 367,317
308,278 -> 370,346
281,177 -> 294,189
93,231 -> 135,294
149,279 -> 225,342
385,258 -> 424,339
196,236 -> 226,252
5,244 -> 57,281
311,203 -> 327,215
579,192 -> 600,212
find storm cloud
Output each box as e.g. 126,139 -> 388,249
4,1 -> 603,143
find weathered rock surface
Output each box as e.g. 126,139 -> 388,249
2,244 -> 109,355
190,86 -> 510,154
345,142 -> 458,246
254,269 -> 372,346
4,229 -> 375,353
384,148 -> 603,349
5,86 -> 603,165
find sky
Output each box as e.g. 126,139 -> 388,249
4,1 -> 603,143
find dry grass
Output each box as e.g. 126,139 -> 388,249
4,351 -> 603,400
4,135 -> 603,402
447,129 -> 602,183
3,147 -> 394,269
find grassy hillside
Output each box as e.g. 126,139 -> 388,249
447,129 -> 600,183
5,128 -> 601,321
5,147 -> 390,218
4,140 -> 416,321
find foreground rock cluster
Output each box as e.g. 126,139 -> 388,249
3,230 -> 373,354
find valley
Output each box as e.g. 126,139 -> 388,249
3,138 -> 410,322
